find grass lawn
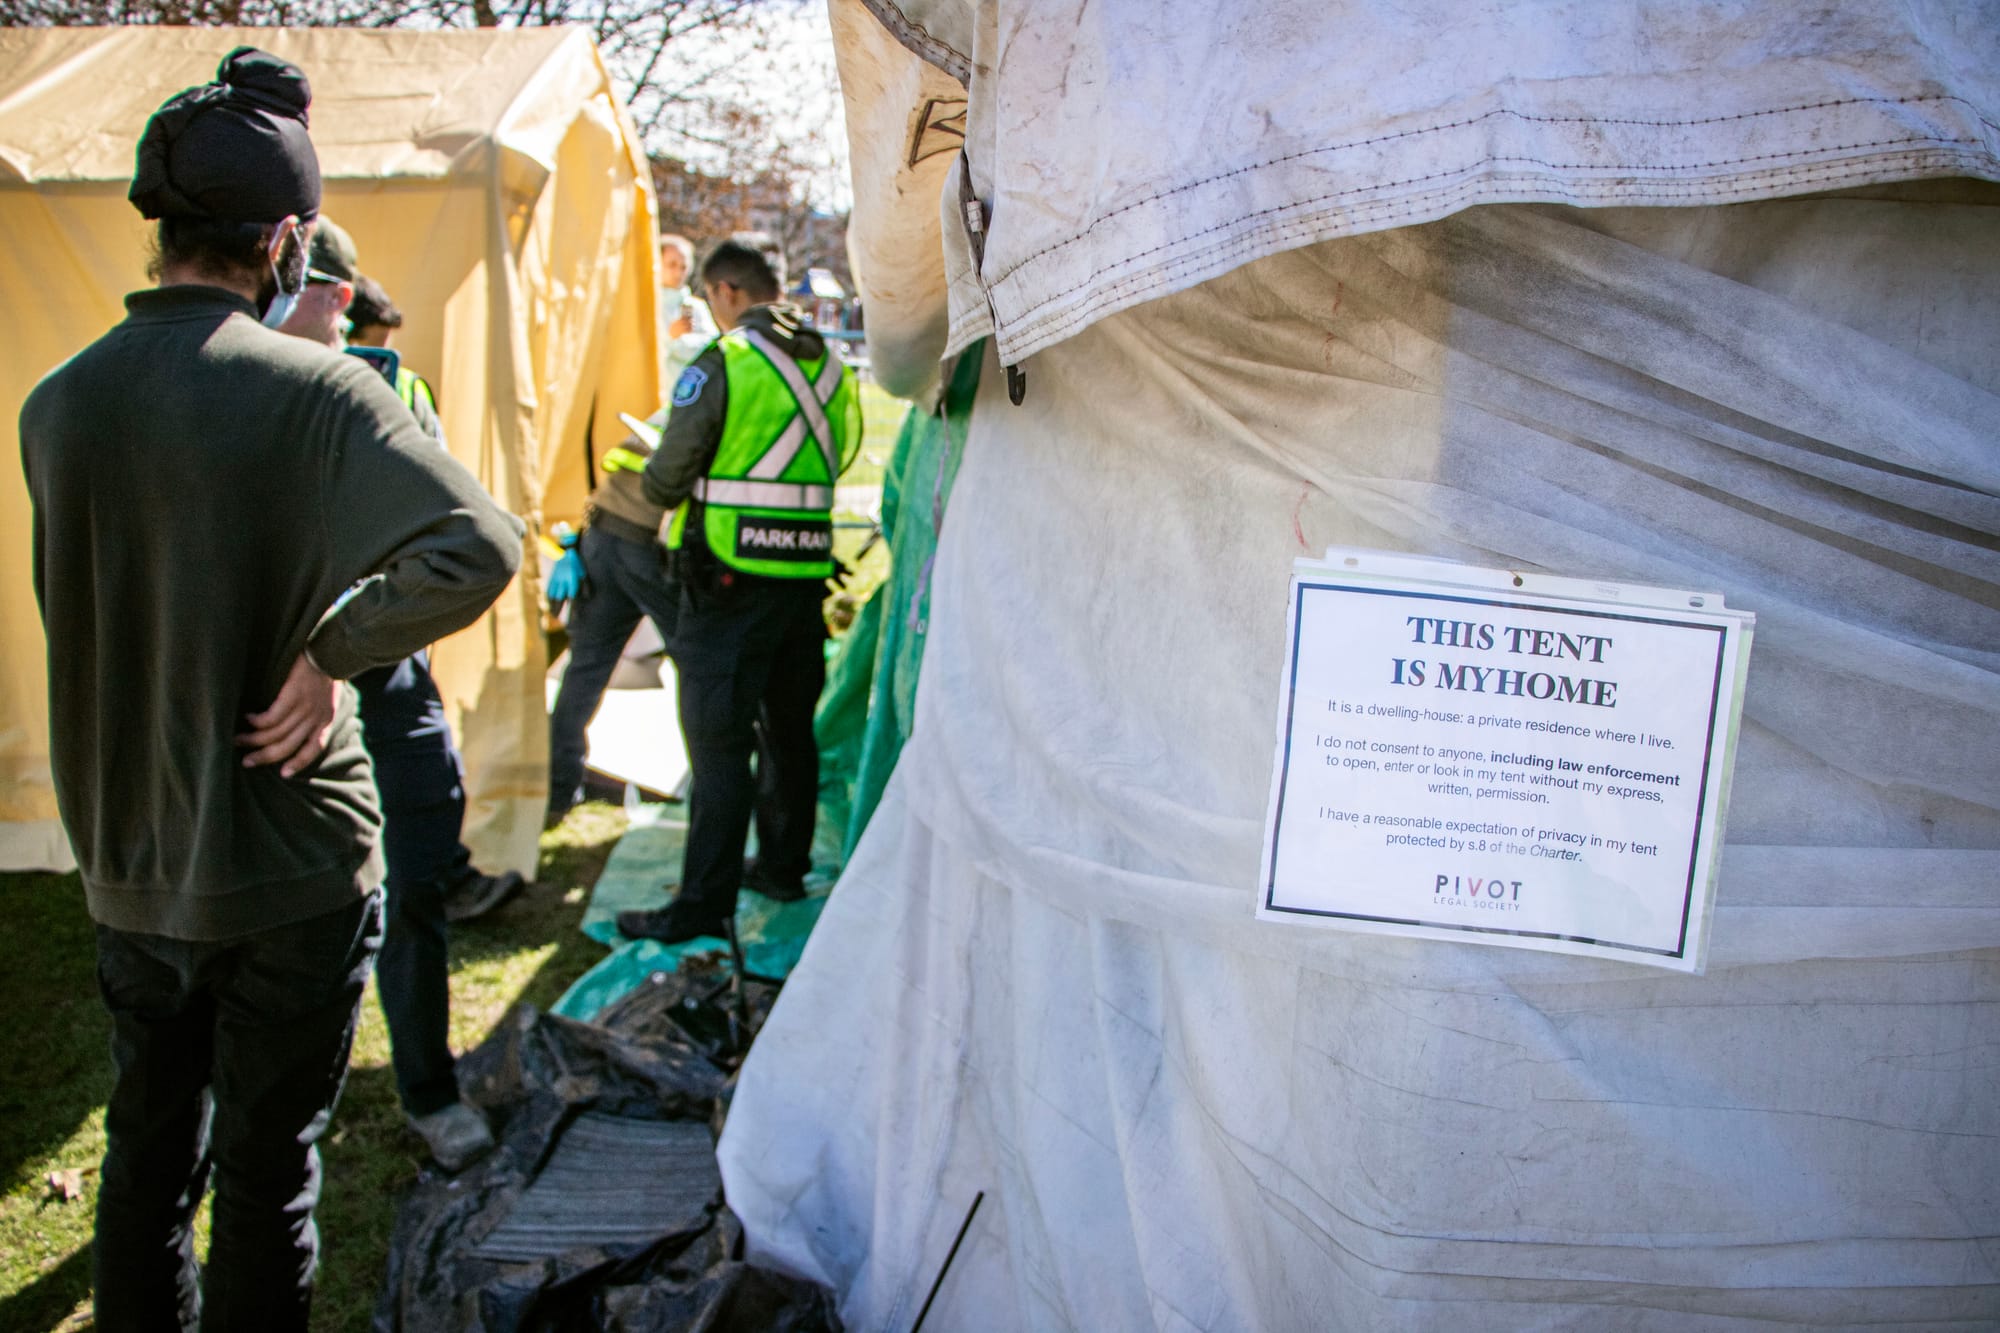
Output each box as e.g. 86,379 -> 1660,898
824,378 -> 911,627
0,803 -> 630,1332
848,378 -> 910,490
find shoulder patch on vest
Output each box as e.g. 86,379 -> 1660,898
671,365 -> 708,407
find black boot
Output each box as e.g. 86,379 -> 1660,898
617,893 -> 733,944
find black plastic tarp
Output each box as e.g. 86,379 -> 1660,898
373,964 -> 834,1332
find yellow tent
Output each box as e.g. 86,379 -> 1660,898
0,25 -> 661,876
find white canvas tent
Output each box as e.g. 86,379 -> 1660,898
717,1 -> 2000,1328
0,26 -> 660,876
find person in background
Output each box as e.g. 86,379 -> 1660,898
540,230 -> 717,822
276,219 -> 523,1170
344,271 -> 399,344
659,231 -> 717,387
345,272 -> 445,438
19,48 -> 522,1330
617,238 -> 860,945
542,405 -> 686,823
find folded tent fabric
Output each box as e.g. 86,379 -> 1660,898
844,0 -> 2000,369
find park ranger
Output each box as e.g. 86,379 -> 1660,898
617,237 -> 860,944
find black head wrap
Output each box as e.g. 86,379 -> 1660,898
129,47 -> 321,224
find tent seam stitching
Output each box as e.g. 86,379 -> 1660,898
983,93 -> 2000,290
998,149 -> 1992,351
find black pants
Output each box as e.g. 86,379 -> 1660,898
548,522 -> 683,807
675,573 -> 825,918
92,893 -> 383,1333
354,654 -> 470,1118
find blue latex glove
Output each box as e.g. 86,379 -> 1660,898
547,545 -> 587,602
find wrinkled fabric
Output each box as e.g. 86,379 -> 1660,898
828,0 -> 965,400
718,194 -> 2000,1329
852,0 -> 2000,366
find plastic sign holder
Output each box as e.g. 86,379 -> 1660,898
1257,548 -> 1754,973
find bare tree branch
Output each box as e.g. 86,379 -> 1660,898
4,0 -> 851,286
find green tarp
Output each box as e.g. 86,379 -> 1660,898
815,348 -> 980,861
551,807 -> 832,1019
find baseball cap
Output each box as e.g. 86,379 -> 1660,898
308,216 -> 360,283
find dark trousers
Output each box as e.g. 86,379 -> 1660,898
354,654 -> 469,1118
675,574 -> 825,917
548,522 -> 683,806
92,893 -> 383,1333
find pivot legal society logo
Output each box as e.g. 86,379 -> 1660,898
1433,872 -> 1525,913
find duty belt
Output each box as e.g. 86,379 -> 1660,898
587,507 -> 661,547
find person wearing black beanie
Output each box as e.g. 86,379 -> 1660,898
21,46 -> 525,1332
130,46 -> 322,224
131,46 -> 326,330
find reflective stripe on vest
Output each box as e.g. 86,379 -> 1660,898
668,328 -> 857,579
692,477 -> 834,509
739,328 -> 844,484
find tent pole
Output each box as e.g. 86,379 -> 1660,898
910,1190 -> 984,1333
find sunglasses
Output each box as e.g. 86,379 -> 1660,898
305,269 -> 348,287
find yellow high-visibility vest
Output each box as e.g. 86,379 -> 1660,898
665,330 -> 858,579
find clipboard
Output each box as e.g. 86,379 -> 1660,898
618,412 -> 662,450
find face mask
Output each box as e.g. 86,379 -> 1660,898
261,222 -> 306,328
261,285 -> 300,330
